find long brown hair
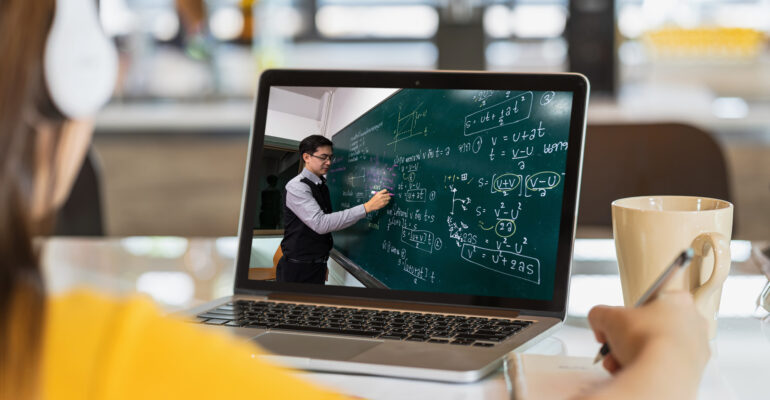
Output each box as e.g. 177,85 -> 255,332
0,0 -> 64,398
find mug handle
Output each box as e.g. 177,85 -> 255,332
690,232 -> 731,307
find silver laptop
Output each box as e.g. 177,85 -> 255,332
186,69 -> 589,383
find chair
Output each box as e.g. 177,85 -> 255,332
577,123 -> 733,235
272,246 -> 282,271
53,147 -> 105,236
247,245 -> 280,280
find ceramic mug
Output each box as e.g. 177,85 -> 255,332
612,196 -> 733,338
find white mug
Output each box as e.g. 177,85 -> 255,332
612,196 -> 733,338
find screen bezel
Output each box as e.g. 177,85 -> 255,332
234,69 -> 589,319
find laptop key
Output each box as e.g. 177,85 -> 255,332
475,329 -> 502,336
473,342 -> 495,347
197,313 -> 236,320
204,319 -> 229,325
207,309 -> 241,316
477,324 -> 498,331
428,339 -> 449,344
455,334 -> 506,342
499,327 -> 521,335
272,324 -> 381,338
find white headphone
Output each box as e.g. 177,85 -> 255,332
44,0 -> 118,119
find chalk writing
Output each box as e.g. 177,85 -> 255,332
326,87 -> 573,298
464,91 -> 533,136
460,244 -> 541,284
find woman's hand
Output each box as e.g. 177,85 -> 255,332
582,291 -> 710,400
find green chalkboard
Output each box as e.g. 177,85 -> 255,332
328,88 -> 573,301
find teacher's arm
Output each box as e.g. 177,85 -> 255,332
578,292 -> 710,400
285,184 -> 366,234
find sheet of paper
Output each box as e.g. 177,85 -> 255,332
508,354 -> 611,400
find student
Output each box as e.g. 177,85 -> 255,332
0,1 -> 708,398
259,174 -> 282,229
277,135 -> 391,284
0,1 -> 344,398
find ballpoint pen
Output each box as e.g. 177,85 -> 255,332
593,248 -> 695,364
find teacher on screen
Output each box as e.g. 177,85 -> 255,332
278,135 -> 391,284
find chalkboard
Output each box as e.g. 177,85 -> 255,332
328,88 -> 573,301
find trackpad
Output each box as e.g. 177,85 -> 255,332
252,332 -> 381,360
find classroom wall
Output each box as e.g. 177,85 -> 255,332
324,88 -> 398,137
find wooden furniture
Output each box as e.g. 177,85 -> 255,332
246,245 -> 280,280
578,123 -> 733,234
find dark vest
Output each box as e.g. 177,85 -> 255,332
280,177 -> 333,260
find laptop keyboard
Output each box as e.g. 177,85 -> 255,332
196,300 -> 532,347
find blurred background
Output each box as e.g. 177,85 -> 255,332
80,0 -> 770,239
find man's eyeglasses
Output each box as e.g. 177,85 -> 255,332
309,154 -> 335,163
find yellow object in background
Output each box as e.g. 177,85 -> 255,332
643,27 -> 766,60
41,290 -> 347,399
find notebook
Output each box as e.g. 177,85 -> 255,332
507,354 -> 610,399
185,69 -> 590,383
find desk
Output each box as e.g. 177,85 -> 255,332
42,238 -> 770,399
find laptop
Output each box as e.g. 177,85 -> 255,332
186,69 -> 589,383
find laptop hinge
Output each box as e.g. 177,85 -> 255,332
266,293 -> 520,318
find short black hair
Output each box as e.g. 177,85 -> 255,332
299,135 -> 333,156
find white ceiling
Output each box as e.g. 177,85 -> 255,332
278,86 -> 335,100
268,87 -> 333,121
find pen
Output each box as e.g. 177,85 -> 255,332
593,248 -> 695,364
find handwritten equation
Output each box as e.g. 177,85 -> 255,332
328,88 -> 572,295
461,244 -> 541,284
464,91 -> 533,136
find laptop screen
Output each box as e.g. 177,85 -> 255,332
236,71 -> 588,317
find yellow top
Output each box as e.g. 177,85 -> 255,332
41,290 -> 347,399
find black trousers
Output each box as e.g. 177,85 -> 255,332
276,256 -> 327,284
